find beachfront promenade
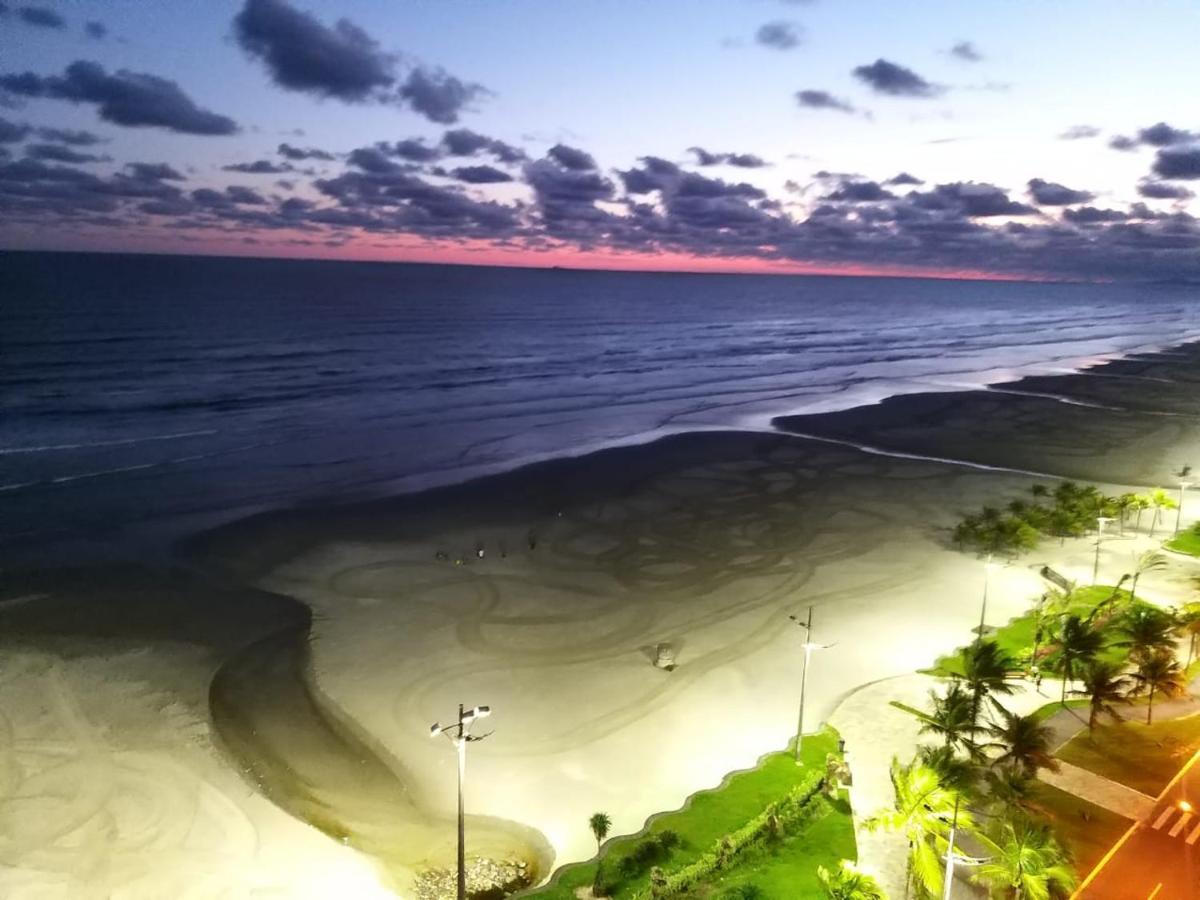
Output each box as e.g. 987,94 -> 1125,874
832,528 -> 1200,898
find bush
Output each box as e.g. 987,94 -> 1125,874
617,833 -> 675,879
718,885 -> 764,900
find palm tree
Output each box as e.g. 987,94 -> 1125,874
973,817 -> 1076,899
914,682 -> 982,750
866,759 -> 968,899
1179,601 -> 1200,669
1130,493 -> 1152,533
1051,614 -> 1106,704
1115,492 -> 1140,535
1077,660 -> 1132,731
817,860 -> 886,900
1129,650 -> 1188,724
1148,487 -> 1179,538
1126,550 -> 1168,604
1113,605 -> 1178,664
588,812 -> 611,853
984,766 -> 1046,819
918,744 -> 978,795
953,639 -> 1019,703
985,702 -> 1061,776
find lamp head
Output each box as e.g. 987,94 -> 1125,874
429,723 -> 442,738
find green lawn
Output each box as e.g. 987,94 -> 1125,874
933,585 -> 1139,677
1056,712 -> 1200,795
1031,782 -> 1131,879
524,728 -> 852,899
698,795 -> 856,899
1168,529 -> 1200,557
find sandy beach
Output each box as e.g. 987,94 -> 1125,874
2,343 -> 1199,897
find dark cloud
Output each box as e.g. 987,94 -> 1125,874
852,59 -> 940,98
449,164 -> 514,184
525,154 -> 615,234
1137,122 -> 1197,147
825,180 -> 895,202
381,138 -> 440,162
547,143 -> 597,171
1138,179 -> 1194,200
17,5 -> 65,29
223,159 -> 293,174
618,156 -> 682,194
277,142 -> 334,161
84,20 -> 107,40
1062,206 -> 1128,225
225,185 -> 267,205
688,147 -> 768,168
755,21 -> 802,50
233,0 -> 485,123
949,41 -> 982,62
0,61 -> 238,135
886,172 -> 923,186
36,126 -> 104,145
314,163 -> 519,237
1153,146 -> 1200,180
794,89 -> 856,114
441,128 -> 525,162
0,116 -> 30,143
346,146 -> 397,174
25,143 -> 109,164
1108,135 -> 1139,152
126,162 -> 185,181
233,0 -> 395,102
908,181 -> 1034,217
397,66 -> 486,125
1027,178 -> 1094,206
1058,125 -> 1099,140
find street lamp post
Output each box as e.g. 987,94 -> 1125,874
1093,516 -> 1113,585
430,703 -> 492,900
946,559 -> 997,899
789,607 -> 830,762
978,554 -> 999,638
1177,482 -> 1193,535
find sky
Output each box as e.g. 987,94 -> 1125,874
0,0 -> 1198,280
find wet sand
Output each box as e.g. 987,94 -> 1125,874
2,343 -> 1199,897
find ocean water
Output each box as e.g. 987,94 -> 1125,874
2,251 -> 1197,565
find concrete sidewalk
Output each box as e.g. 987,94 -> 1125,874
1039,761 -> 1154,819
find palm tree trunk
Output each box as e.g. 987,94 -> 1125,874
1131,573 -> 1140,605
1151,510 -> 1159,538
1147,685 -> 1156,725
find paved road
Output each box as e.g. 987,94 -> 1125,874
1077,750 -> 1200,899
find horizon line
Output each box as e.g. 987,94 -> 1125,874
0,244 -> 1108,286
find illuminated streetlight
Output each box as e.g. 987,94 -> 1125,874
1092,516 -> 1113,585
1177,482 -> 1193,535
789,607 -> 832,762
430,704 -> 492,900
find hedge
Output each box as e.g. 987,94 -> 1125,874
630,770 -> 827,899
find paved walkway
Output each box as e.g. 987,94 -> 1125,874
1039,761 -> 1155,819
